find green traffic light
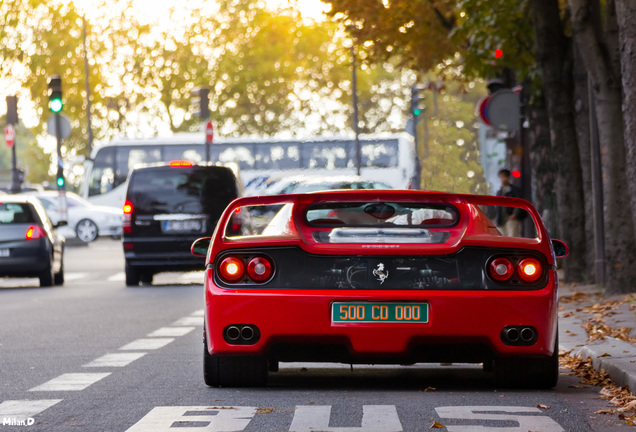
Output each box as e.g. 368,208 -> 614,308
413,109 -> 421,116
50,98 -> 63,113
56,176 -> 65,187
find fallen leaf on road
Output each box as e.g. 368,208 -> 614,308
430,421 -> 445,428
537,404 -> 550,409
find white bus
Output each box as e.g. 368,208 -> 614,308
79,133 -> 416,207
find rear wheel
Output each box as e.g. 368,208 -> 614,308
125,264 -> 140,286
39,262 -> 54,287
54,254 -> 64,285
494,335 -> 559,389
203,329 -> 268,387
140,272 -> 153,285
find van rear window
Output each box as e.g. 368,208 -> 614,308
128,166 -> 238,216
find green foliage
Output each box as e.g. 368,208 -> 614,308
415,74 -> 488,194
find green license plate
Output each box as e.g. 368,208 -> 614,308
332,302 -> 429,323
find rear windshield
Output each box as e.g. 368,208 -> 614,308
305,202 -> 458,227
0,203 -> 36,224
128,166 -> 239,215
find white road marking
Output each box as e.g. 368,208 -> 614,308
28,373 -> 111,392
119,338 -> 174,351
126,406 -> 257,432
435,406 -> 566,432
0,399 -> 62,421
147,327 -> 195,337
64,272 -> 89,281
108,272 -> 125,282
290,405 -> 403,432
171,316 -> 203,326
190,309 -> 204,317
83,352 -> 147,368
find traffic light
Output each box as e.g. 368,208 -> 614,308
6,96 -> 18,125
410,85 -> 426,117
48,75 -> 63,113
191,87 -> 210,119
56,166 -> 65,188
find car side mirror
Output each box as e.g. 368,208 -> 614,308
55,220 -> 68,228
191,237 -> 211,257
552,239 -> 569,258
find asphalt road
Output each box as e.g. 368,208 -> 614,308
0,239 -> 626,431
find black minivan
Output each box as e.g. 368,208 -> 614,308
122,161 -> 244,286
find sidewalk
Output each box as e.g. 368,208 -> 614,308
559,283 -> 636,391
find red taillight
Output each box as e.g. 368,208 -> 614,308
218,257 -> 245,282
123,200 -> 133,233
518,258 -> 542,282
26,225 -> 46,240
169,160 -> 193,167
489,257 -> 514,282
247,257 -> 273,282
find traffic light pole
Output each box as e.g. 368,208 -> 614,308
54,111 -> 68,223
6,95 -> 21,193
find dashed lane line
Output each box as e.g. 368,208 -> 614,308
147,327 -> 195,337
0,399 -> 62,422
119,338 -> 175,351
83,352 -> 147,368
28,373 -> 111,392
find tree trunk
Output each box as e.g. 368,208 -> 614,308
529,101 -> 558,236
616,0 -> 636,266
570,0 -> 636,293
531,0 -> 587,282
572,45 -> 595,278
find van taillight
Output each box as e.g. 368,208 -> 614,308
123,200 -> 133,233
26,226 -> 46,240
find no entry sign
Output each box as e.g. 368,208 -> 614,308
4,124 -> 15,148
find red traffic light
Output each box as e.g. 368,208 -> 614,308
511,170 -> 521,178
494,49 -> 503,59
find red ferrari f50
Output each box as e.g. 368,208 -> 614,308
191,190 -> 568,388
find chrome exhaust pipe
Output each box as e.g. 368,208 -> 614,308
520,327 -> 535,342
505,327 -> 520,342
226,326 -> 241,341
240,325 -> 255,341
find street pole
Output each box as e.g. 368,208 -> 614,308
82,15 -> 93,156
6,96 -> 20,193
55,112 -> 68,222
351,41 -> 361,176
589,79 -> 605,287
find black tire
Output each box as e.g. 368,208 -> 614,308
54,254 -> 64,285
140,272 -> 153,285
494,334 -> 559,389
39,262 -> 54,287
125,264 -> 140,286
76,218 -> 98,243
203,329 -> 268,387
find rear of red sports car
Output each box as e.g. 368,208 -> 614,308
191,190 -> 567,388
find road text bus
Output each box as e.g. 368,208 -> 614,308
80,133 -> 416,207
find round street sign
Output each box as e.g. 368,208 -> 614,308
205,120 -> 214,144
486,90 -> 520,131
47,114 -> 72,139
4,124 -> 15,148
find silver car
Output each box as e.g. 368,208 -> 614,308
24,191 -> 123,243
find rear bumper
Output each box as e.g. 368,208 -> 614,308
123,236 -> 205,272
205,270 -> 559,363
0,246 -> 50,277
